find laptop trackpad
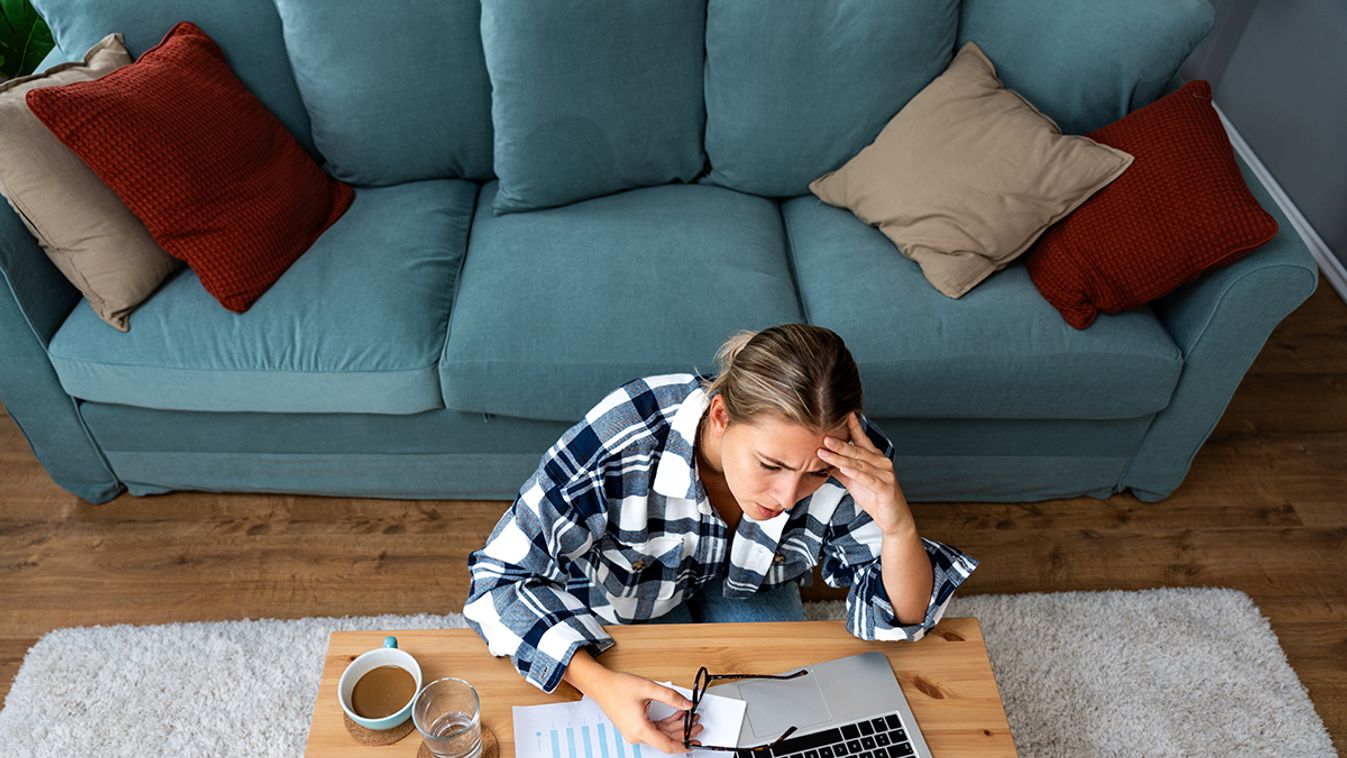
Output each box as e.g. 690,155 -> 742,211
734,675 -> 833,739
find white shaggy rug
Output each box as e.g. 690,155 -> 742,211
0,588 -> 1334,758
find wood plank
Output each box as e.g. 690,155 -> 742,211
1271,621 -> 1347,743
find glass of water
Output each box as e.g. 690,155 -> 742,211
413,677 -> 482,758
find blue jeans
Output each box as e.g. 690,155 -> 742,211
649,576 -> 805,624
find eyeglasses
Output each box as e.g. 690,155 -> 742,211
683,666 -> 809,753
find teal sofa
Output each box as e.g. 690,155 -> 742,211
0,0 -> 1318,505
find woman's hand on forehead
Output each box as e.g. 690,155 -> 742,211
817,412 -> 914,536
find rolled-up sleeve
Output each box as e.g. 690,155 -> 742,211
464,466 -> 613,693
820,495 -> 978,642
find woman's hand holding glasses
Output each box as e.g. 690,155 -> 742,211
588,669 -> 704,754
565,649 -> 704,753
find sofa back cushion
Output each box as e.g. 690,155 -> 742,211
958,0 -> 1214,135
480,0 -> 707,214
273,0 -> 494,185
32,0 -> 315,155
703,0 -> 959,198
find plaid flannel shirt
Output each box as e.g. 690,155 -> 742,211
464,373 -> 978,692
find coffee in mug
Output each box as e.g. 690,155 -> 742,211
352,665 -> 418,719
338,636 -> 423,731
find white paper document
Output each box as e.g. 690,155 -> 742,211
512,682 -> 746,758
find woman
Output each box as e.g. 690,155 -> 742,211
464,324 -> 977,752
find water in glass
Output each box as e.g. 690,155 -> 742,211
414,678 -> 482,758
423,710 -> 480,757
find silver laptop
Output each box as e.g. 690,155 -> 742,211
707,652 -> 933,757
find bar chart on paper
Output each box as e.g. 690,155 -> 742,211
513,699 -> 653,758
512,686 -> 746,758
533,722 -> 644,758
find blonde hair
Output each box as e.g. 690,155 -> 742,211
701,324 -> 863,431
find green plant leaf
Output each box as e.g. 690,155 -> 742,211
0,0 -> 36,31
0,0 -> 51,77
31,16 -> 49,47
20,31 -> 51,71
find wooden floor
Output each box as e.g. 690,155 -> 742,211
2,284 -> 1344,752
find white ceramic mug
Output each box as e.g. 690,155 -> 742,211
337,636 -> 423,730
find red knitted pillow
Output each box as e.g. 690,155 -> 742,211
1025,81 -> 1278,329
26,21 -> 353,313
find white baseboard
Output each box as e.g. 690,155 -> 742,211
1215,103 -> 1347,306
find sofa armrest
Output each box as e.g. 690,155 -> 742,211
0,203 -> 122,502
0,200 -> 80,344
1120,155 -> 1319,501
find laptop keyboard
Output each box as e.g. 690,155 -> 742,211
737,711 -> 917,757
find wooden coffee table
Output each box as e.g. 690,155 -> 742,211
305,618 -> 1014,756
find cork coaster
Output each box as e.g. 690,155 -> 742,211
342,712 -> 415,745
415,725 -> 499,758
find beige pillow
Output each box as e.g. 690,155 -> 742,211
0,34 -> 181,331
810,42 -> 1133,299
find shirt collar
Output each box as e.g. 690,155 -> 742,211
650,380 -> 794,597
651,383 -> 711,503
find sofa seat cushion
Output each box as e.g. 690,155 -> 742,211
781,197 -> 1183,420
441,182 -> 803,421
47,180 -> 477,415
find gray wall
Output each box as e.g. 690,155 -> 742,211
1183,0 -> 1347,271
